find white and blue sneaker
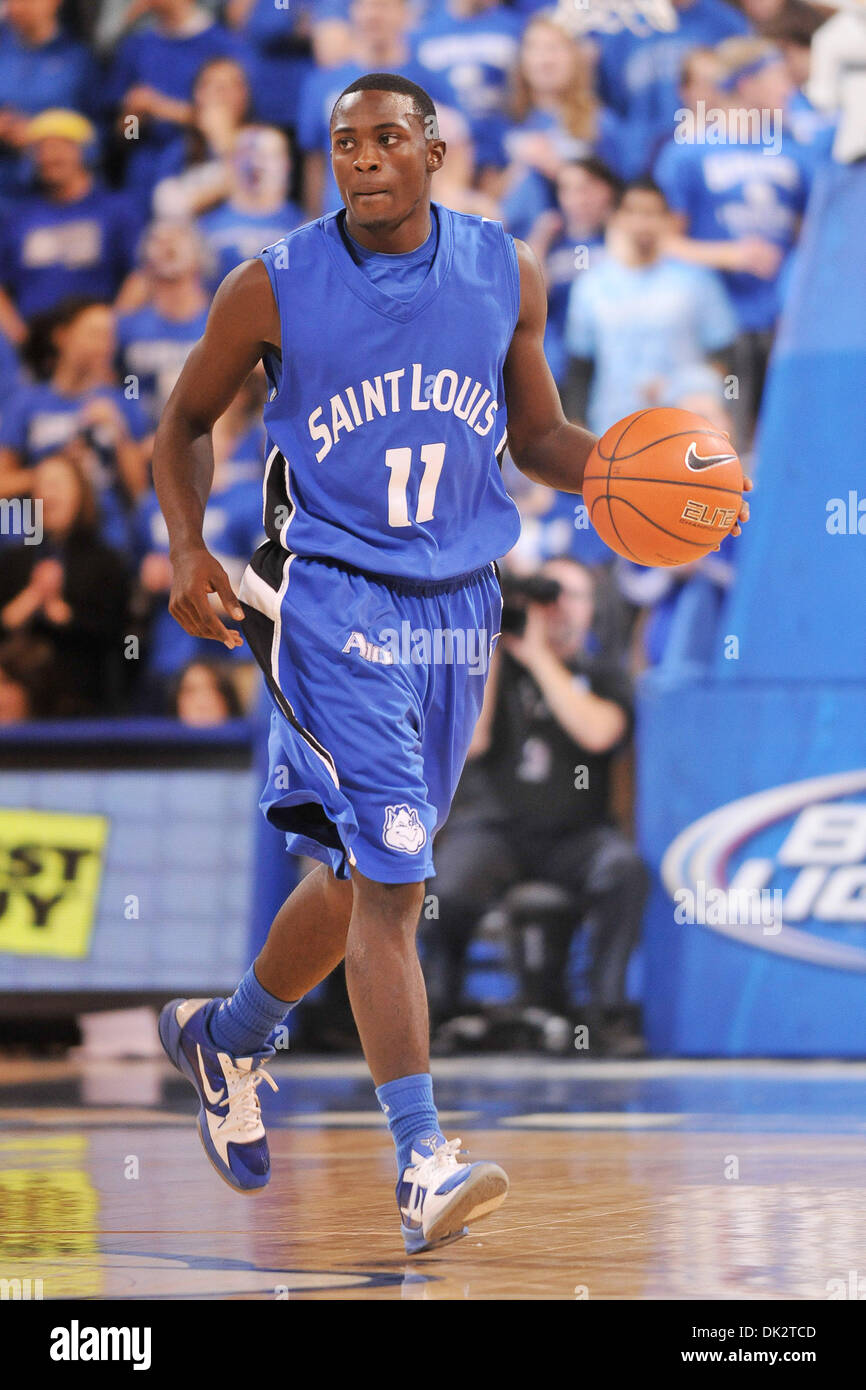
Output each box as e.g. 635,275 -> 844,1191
158,998 -> 278,1193
397,1137 -> 509,1254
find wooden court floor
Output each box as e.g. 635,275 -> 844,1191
1,1056 -> 866,1300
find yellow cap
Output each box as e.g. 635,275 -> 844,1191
25,109 -> 96,146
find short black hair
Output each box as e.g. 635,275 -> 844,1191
615,176 -> 667,209
559,156 -> 624,197
330,72 -> 438,136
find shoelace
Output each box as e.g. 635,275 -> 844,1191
218,1062 -> 278,1134
412,1136 -> 465,1182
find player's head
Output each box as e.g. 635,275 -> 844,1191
329,74 -> 445,230
540,557 -> 596,657
611,179 -> 669,261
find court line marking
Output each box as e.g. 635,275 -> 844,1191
500,1113 -> 686,1128
6,1057 -> 866,1088
282,1110 -> 476,1126
262,1058 -> 866,1082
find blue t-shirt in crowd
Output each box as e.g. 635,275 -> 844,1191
235,0 -> 318,128
596,0 -> 750,168
0,381 -> 150,550
565,251 -> 738,435
653,134 -> 812,331
0,381 -> 149,459
116,304 -> 209,428
410,3 -> 523,167
103,20 -> 252,197
0,186 -> 139,319
0,22 -> 99,193
198,201 -> 305,290
295,58 -> 463,214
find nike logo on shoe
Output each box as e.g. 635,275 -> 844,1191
684,442 -> 738,471
196,1044 -> 226,1106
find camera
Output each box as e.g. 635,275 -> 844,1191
499,573 -> 561,637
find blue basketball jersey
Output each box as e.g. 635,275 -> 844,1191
257,202 -> 522,581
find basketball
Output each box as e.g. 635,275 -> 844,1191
582,407 -> 744,567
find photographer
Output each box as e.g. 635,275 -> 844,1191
425,555 -> 649,1056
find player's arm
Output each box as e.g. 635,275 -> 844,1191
152,258 -> 280,648
502,239 -> 597,495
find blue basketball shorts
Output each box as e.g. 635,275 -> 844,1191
239,543 -> 503,884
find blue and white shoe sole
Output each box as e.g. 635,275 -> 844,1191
158,998 -> 268,1196
403,1163 -> 510,1254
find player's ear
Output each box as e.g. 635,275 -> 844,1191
426,140 -> 446,174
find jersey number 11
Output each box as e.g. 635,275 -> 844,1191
385,442 -> 446,527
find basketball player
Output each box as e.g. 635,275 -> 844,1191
153,74 -> 748,1253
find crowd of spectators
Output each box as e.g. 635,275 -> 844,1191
0,0 -> 848,1042
0,0 -> 842,722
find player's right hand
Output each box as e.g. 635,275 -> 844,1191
168,546 -> 246,650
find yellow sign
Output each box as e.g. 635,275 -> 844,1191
0,1144 -> 102,1298
0,808 -> 108,958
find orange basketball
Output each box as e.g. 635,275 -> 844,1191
582,407 -> 744,567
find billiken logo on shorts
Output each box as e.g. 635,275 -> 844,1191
662,770 -> 866,970
382,804 -> 427,854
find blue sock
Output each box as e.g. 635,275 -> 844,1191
375,1073 -> 445,1173
204,964 -> 298,1056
